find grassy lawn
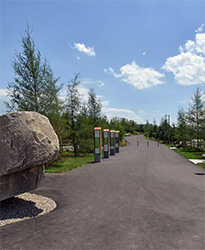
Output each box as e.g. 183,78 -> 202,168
197,163 -> 205,169
173,148 -> 203,159
45,153 -> 94,173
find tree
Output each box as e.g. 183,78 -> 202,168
6,24 -> 62,117
152,119 -> 158,139
76,105 -> 93,153
88,88 -> 102,128
175,107 -> 189,145
109,117 -> 125,140
187,88 -> 205,149
66,73 -> 81,157
158,117 -> 169,142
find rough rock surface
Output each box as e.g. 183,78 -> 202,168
0,111 -> 59,176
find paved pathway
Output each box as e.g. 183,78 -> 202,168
1,135 -> 205,250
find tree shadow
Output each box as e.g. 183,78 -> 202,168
0,197 -> 43,220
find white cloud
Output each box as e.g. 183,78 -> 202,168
101,100 -> 110,106
179,33 -> 205,55
82,79 -> 105,88
104,61 -> 165,89
143,52 -> 146,56
99,82 -> 104,87
96,95 -> 104,99
0,89 -> 8,97
77,86 -> 90,102
162,29 -> 205,86
104,67 -> 114,74
59,86 -> 90,103
138,109 -> 144,114
162,52 -> 205,85
102,106 -> 145,123
76,56 -> 80,60
195,24 -> 204,33
73,43 -> 96,57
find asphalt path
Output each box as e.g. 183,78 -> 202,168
1,135 -> 205,250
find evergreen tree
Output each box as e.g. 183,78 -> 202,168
187,88 -> 205,149
66,73 -> 81,157
88,88 -> 102,128
109,117 -> 125,140
76,104 -> 93,153
176,107 -> 189,146
6,24 -> 62,116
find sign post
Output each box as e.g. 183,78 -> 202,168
94,127 -> 102,162
103,129 -> 109,158
110,130 -> 115,155
115,130 -> 120,153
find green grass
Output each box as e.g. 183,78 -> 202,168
45,153 -> 94,173
120,139 -> 128,147
165,143 -> 175,147
197,163 -> 205,169
173,148 -> 203,159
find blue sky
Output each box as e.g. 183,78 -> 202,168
1,0 -> 205,124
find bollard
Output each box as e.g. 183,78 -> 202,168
94,127 -> 102,162
147,141 -> 149,147
115,130 -> 120,153
110,130 -> 115,155
103,129 -> 109,158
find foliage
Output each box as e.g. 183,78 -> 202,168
6,24 -> 62,116
120,139 -> 128,147
109,117 -> 125,140
65,73 -> 82,157
88,88 -> 102,128
186,88 -> 205,149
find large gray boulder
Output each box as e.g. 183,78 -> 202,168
0,111 -> 59,201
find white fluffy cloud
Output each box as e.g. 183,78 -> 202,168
104,61 -> 165,89
179,33 -> 205,56
162,27 -> 205,86
74,43 -> 96,57
102,106 -> 145,124
162,52 -> 205,85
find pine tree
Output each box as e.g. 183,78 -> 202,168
176,107 -> 189,146
88,88 -> 102,128
6,24 -> 62,116
187,88 -> 205,150
66,73 -> 81,156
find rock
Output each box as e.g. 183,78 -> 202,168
0,111 -> 59,176
63,146 -> 74,152
0,111 -> 59,201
